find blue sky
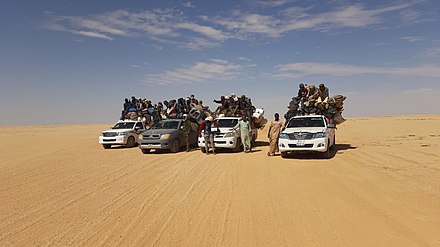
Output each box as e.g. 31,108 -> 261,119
1,0 -> 440,125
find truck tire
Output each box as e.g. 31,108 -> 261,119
126,136 -> 136,148
232,138 -> 242,152
170,139 -> 180,153
141,149 -> 150,154
324,140 -> 331,159
102,144 -> 111,149
330,136 -> 336,150
281,152 -> 288,158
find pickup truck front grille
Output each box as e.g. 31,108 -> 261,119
288,132 -> 314,140
103,132 -> 118,137
143,134 -> 160,139
288,144 -> 314,148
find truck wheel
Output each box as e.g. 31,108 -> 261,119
330,136 -> 336,150
126,136 -> 136,148
324,140 -> 331,159
200,147 -> 206,153
232,138 -> 242,152
141,149 -> 150,154
102,144 -> 111,149
170,139 -> 180,153
281,152 -> 288,158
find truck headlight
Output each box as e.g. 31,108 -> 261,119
314,132 -> 326,138
279,133 -> 288,139
224,132 -> 235,138
160,134 -> 172,139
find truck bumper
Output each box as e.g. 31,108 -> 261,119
198,137 -> 237,149
99,136 -> 127,145
138,139 -> 173,150
278,138 -> 328,153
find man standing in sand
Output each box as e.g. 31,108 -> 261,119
199,116 -> 217,155
267,113 -> 282,156
182,114 -> 193,152
234,113 -> 252,153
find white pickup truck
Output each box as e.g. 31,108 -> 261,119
198,117 -> 258,153
99,120 -> 146,149
278,115 -> 335,158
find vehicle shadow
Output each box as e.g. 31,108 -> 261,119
282,143 -> 357,160
105,145 -> 138,150
253,141 -> 269,147
333,144 -> 357,152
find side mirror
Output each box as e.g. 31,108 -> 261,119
180,125 -> 184,130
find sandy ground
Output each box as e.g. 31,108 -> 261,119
0,115 -> 439,246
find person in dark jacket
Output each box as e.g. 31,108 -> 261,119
120,98 -> 130,120
182,114 -> 194,152
318,83 -> 329,101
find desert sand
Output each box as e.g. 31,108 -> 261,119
0,115 -> 439,246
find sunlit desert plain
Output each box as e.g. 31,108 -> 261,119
1,115 -> 439,246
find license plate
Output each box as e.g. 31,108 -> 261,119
297,140 -> 305,146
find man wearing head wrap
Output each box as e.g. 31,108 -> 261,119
318,83 -> 329,102
297,83 -> 308,115
267,113 -> 282,156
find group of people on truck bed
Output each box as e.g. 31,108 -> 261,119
120,94 -> 208,128
120,93 -> 263,128
213,93 -> 255,119
285,83 -> 346,124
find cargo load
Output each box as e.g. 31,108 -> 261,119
212,93 -> 267,129
284,84 -> 347,125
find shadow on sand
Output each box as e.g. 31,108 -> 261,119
282,143 -> 357,160
253,141 -> 269,147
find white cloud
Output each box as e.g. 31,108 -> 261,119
255,0 -> 296,8
181,37 -> 221,50
143,59 -> 247,85
401,36 -> 424,42
45,9 -> 226,48
273,62 -> 440,78
400,9 -> 422,23
72,30 -> 113,40
238,56 -> 251,62
175,22 -> 228,41
211,3 -> 413,38
44,2 -> 419,46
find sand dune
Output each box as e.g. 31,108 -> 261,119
0,115 -> 439,246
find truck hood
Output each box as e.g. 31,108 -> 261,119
141,129 -> 177,135
102,129 -> 133,133
283,127 -> 325,134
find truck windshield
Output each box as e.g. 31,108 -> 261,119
113,122 -> 135,129
287,117 -> 325,128
151,121 -> 179,129
217,119 -> 239,128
